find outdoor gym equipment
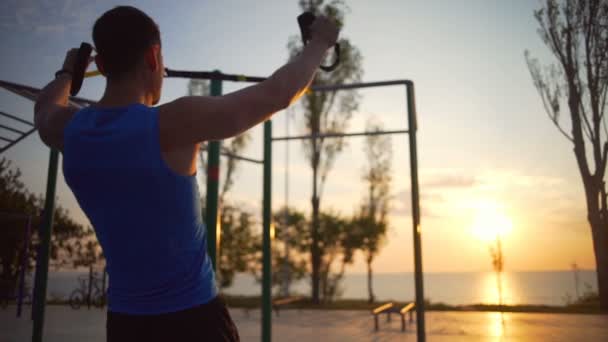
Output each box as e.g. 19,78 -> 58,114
0,11 -> 425,342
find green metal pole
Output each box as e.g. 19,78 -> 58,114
32,149 -> 59,342
406,83 -> 425,341
206,73 -> 222,270
262,120 -> 272,342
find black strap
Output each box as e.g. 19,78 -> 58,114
297,12 -> 340,72
70,42 -> 93,96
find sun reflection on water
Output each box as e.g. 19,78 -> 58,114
488,311 -> 507,338
481,271 -> 519,305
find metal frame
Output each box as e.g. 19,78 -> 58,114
273,79 -> 425,341
0,72 -> 425,342
0,111 -> 36,154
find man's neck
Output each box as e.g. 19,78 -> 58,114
97,78 -> 153,108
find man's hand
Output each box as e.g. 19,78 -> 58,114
34,47 -> 88,151
310,16 -> 339,49
61,48 -> 80,74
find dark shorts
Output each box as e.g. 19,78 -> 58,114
106,296 -> 240,342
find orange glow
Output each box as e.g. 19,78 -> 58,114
470,200 -> 513,242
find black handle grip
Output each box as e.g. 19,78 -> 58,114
70,42 -> 93,96
297,12 -> 340,72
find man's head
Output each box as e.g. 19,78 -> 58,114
93,6 -> 163,104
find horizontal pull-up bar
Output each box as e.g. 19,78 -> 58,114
163,70 -> 413,95
165,68 -> 267,83
311,80 -> 412,92
272,129 -> 409,141
200,145 -> 264,165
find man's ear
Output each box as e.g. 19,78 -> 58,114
144,44 -> 161,72
94,55 -> 106,76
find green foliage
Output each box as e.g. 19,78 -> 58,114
271,207 -> 309,295
0,157 -> 102,301
317,210 -> 356,301
217,203 -> 258,288
251,207 -> 356,301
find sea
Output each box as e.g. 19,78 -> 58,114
39,270 -> 598,306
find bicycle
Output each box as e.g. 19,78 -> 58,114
69,271 -> 106,309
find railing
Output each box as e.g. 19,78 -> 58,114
372,302 -> 415,332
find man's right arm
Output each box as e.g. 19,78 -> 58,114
158,17 -> 338,151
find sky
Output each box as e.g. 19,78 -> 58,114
0,0 -> 597,274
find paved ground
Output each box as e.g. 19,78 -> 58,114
2,305 -> 608,341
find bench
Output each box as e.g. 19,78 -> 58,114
272,296 -> 305,317
372,302 -> 415,332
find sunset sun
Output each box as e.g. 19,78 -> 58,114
471,202 -> 513,242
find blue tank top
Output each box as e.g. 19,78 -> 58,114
62,103 -> 217,314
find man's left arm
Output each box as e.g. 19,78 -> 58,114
34,48 -> 82,151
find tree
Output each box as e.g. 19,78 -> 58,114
216,204 -> 257,288
272,206 -> 309,296
0,158 -> 101,301
317,210 -> 356,301
490,236 -> 504,307
288,0 -> 363,303
525,0 -> 608,311
352,120 -> 392,303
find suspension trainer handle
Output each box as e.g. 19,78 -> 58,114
70,42 -> 93,96
297,12 -> 340,72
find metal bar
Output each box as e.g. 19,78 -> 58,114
205,74 -> 222,271
0,128 -> 36,154
0,80 -> 96,107
32,148 -> 59,342
272,129 -> 409,141
0,136 -> 11,142
407,83 -> 425,342
262,120 -> 272,342
0,123 -> 26,134
165,68 -> 266,83
0,111 -> 34,126
199,145 -> 263,164
312,80 -> 412,92
220,151 -> 263,164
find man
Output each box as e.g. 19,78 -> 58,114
34,6 -> 338,342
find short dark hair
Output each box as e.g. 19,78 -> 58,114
93,6 -> 160,79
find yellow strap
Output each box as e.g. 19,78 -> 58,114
84,70 -> 102,78
237,75 -> 246,82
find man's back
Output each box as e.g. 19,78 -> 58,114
63,103 -> 217,314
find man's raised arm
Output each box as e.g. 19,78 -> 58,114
157,16 -> 339,150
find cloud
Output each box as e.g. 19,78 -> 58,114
35,24 -> 65,34
391,189 -> 445,219
2,0 -> 95,35
423,175 -> 477,189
